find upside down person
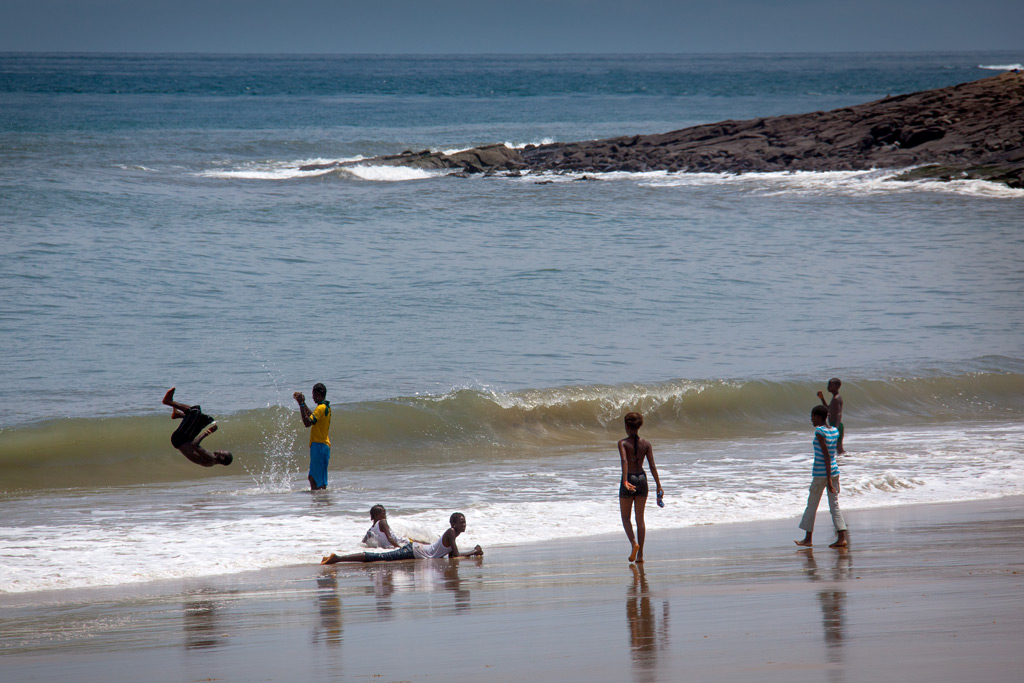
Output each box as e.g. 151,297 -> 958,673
162,387 -> 233,467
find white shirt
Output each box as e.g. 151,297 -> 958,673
412,534 -> 452,559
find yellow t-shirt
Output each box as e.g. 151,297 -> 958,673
309,401 -> 331,446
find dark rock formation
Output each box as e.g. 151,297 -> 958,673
321,72 -> 1024,186
299,143 -> 526,174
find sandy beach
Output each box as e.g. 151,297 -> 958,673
2,496 -> 1022,682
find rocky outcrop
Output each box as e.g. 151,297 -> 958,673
518,71 -> 1024,181
300,143 -> 525,174
322,72 -> 1024,186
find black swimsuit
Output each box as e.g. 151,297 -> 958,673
619,434 -> 649,498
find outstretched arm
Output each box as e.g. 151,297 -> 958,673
443,529 -> 484,558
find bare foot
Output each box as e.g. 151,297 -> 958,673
794,539 -> 813,547
628,542 -> 640,562
828,540 -> 848,548
636,555 -> 644,563
207,423 -> 218,434
162,387 -> 175,405
320,554 -> 339,565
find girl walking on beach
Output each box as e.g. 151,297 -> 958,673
618,412 -> 664,563
795,405 -> 849,548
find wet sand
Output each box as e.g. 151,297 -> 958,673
2,496 -> 1023,682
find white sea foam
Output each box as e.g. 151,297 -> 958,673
196,157 -> 365,180
631,169 -> 1024,198
343,165 -> 439,181
978,64 -> 1022,71
439,139 -> 554,155
507,168 -> 1024,197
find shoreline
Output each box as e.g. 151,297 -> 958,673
4,495 -> 1022,681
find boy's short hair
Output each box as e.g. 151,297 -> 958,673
370,504 -> 386,519
811,405 -> 829,420
449,512 -> 465,526
313,382 -> 327,396
828,377 -> 841,388
624,412 -> 644,430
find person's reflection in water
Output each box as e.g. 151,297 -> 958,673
625,564 -> 670,681
443,557 -> 479,611
310,492 -> 333,510
800,549 -> 851,683
366,563 -> 414,619
314,573 -> 342,647
183,589 -> 225,650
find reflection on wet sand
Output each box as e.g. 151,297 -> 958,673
314,574 -> 342,647
800,549 -> 852,683
183,589 -> 225,651
625,564 -> 670,681
329,557 -> 482,621
442,559 -> 473,611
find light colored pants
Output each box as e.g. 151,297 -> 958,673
799,476 -> 847,533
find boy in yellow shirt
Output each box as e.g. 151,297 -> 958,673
294,382 -> 331,490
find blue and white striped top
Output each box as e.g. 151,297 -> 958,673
812,424 -> 840,477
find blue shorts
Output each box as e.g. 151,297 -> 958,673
365,543 -> 414,562
309,442 -> 330,488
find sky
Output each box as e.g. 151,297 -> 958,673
0,0 -> 1021,53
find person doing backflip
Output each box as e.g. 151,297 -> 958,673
162,387 -> 232,467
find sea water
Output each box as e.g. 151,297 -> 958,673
1,52 -> 1023,593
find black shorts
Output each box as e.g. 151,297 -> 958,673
619,471 -> 649,498
171,405 -> 214,448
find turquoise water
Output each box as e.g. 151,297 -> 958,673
1,53 -> 1023,592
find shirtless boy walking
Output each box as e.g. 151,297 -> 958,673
817,377 -> 846,454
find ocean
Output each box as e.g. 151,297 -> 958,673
1,52 -> 1023,594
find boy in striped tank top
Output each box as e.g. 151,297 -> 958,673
795,405 -> 849,549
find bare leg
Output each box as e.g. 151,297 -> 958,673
308,474 -> 321,491
321,552 -> 369,565
620,497 -> 639,562
634,494 -> 648,562
795,533 -> 813,547
162,387 -> 193,414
